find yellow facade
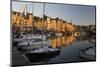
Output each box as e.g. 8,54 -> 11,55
12,11 -> 75,33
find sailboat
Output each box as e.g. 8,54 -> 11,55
15,3 -> 61,61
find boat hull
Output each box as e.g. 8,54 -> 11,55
25,50 -> 60,63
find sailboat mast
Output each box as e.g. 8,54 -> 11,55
32,2 -> 34,34
40,3 -> 45,48
24,4 -> 27,34
43,3 -> 45,34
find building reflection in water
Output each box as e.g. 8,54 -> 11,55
50,35 -> 76,48
49,34 -> 95,49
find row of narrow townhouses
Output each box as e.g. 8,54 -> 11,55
12,11 -> 76,34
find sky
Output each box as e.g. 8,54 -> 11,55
12,1 -> 33,13
45,3 -> 96,25
12,1 -> 95,25
12,1 -> 44,17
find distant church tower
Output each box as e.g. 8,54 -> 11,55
22,4 -> 27,18
24,4 -> 27,16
